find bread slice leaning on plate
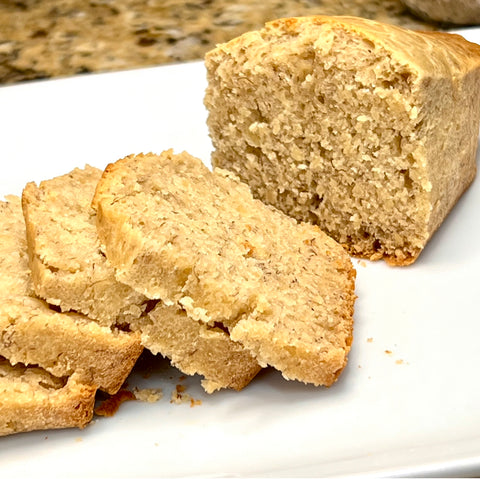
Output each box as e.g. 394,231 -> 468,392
22,165 -> 149,327
0,196 -> 143,396
92,150 -> 356,388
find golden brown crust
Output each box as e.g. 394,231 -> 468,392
342,243 -> 418,266
209,15 -> 480,73
261,15 -> 480,71
92,156 -> 135,211
0,360 -> 96,436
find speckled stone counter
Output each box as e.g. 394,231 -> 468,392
0,0 -> 437,84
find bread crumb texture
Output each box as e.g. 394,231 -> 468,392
170,384 -> 202,407
93,150 -> 356,387
22,165 -> 148,326
205,15 -> 480,265
0,297 -> 143,395
133,302 -> 261,393
133,387 -> 163,403
0,196 -> 33,297
0,196 -> 143,396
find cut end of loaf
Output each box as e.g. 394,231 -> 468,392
205,15 -> 480,265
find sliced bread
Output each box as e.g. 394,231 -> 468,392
0,196 -> 143,395
22,165 -> 148,326
0,195 -> 32,297
93,150 -> 356,387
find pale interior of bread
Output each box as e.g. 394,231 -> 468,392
207,23 -> 437,264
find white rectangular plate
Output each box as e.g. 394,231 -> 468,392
1,27 -> 479,479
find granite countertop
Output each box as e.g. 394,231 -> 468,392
0,0 -> 438,85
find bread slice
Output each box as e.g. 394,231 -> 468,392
0,297 -> 144,395
0,196 -> 143,394
22,165 -> 148,326
18,166 -> 258,392
0,356 -> 96,436
204,15 -> 480,265
0,195 -> 33,297
133,302 -> 261,393
93,150 -> 356,387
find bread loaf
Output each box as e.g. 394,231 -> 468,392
204,15 -> 480,265
93,150 -> 355,387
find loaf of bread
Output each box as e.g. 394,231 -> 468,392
93,150 -> 355,387
0,196 -> 143,395
0,356 -> 95,436
204,15 -> 480,265
22,165 -> 148,326
402,0 -> 480,24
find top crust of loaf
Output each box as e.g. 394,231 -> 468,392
93,150 -> 356,387
211,15 -> 480,76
